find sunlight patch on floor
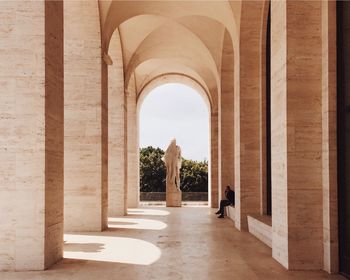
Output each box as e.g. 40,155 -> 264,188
64,234 -> 161,265
108,217 -> 167,230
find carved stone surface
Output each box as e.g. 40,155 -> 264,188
163,139 -> 182,207
166,184 -> 182,207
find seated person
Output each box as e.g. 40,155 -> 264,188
215,185 -> 235,218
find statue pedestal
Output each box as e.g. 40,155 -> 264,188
166,183 -> 182,207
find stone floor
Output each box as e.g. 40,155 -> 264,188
1,207 -> 347,280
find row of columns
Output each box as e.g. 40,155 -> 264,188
214,0 -> 337,272
0,0 -> 139,271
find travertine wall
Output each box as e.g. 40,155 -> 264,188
271,0 -> 323,270
64,0 -> 107,231
127,74 -> 139,208
0,0 -> 63,270
219,30 -> 235,201
108,30 -> 126,216
234,1 -> 265,231
321,0 -> 338,273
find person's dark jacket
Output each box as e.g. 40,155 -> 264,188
225,189 -> 235,205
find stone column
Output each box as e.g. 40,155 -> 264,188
271,0 -> 323,269
108,30 -> 126,216
127,74 -> 139,208
64,0 -> 107,232
219,30 -> 235,201
0,0 -> 63,270
321,0 -> 338,273
210,112 -> 219,208
234,1 -> 264,231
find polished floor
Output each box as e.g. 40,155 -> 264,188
2,207 -> 346,280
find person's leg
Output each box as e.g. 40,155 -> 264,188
218,200 -> 230,218
215,200 -> 224,214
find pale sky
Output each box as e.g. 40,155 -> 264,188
139,83 -> 209,162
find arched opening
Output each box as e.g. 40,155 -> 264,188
137,82 -> 211,207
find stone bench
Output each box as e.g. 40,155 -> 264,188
247,214 -> 272,248
225,205 -> 235,222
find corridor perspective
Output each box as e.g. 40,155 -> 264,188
1,0 -> 350,279
1,207 -> 346,280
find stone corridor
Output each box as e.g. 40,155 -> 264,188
1,207 -> 346,280
2,1 -> 346,275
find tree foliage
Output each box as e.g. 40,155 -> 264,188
140,146 -> 166,192
140,146 -> 208,192
180,158 -> 208,192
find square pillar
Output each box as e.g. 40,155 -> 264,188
234,1 -> 264,231
219,31 -> 235,201
0,0 -> 63,270
321,0 -> 338,273
64,0 -> 107,232
210,112 -> 219,208
271,0 -> 323,269
127,74 -> 139,208
108,31 -> 127,216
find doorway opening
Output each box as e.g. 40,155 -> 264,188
138,83 -> 210,207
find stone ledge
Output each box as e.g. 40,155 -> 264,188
247,214 -> 272,248
226,205 -> 235,222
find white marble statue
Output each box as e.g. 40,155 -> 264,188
163,139 -> 182,191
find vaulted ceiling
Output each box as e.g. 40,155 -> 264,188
98,1 -> 241,110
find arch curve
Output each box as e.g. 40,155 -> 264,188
136,73 -> 212,114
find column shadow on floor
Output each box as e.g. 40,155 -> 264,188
64,242 -> 105,253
